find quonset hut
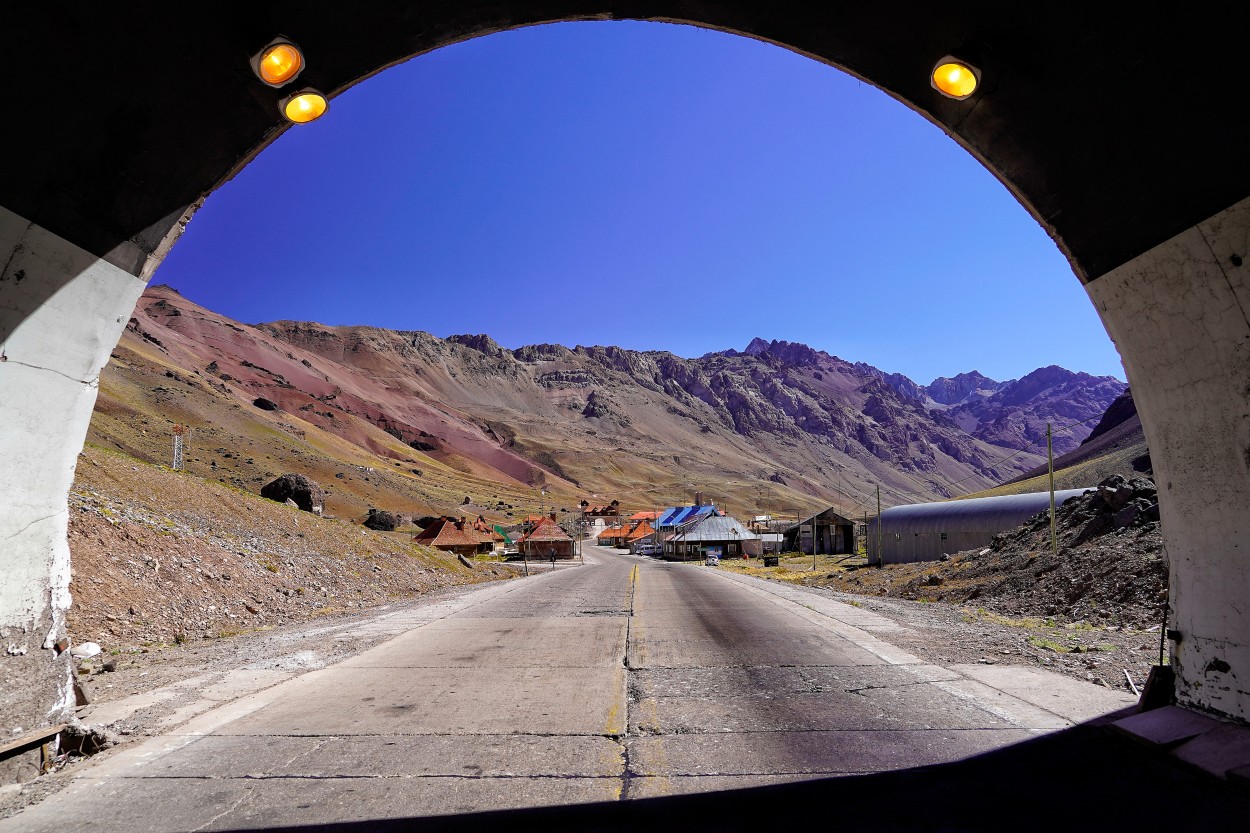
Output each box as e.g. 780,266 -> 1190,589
865,489 -> 1091,565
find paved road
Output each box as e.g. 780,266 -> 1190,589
3,545 -> 1132,831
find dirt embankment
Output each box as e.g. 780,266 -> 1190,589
68,446 -> 515,654
828,475 -> 1166,629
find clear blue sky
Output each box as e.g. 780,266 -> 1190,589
156,21 -> 1124,385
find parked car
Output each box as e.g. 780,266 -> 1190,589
705,552 -> 720,566
631,542 -> 661,556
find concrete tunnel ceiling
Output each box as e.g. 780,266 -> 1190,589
3,2 -> 1249,283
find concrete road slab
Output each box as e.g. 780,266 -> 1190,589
708,571 -> 914,633
630,664 -> 960,700
633,691 -> 905,734
630,666 -> 812,698
853,681 -> 1023,729
626,728 -> 1037,776
633,628 -> 885,668
633,682 -> 1016,735
785,663 -> 962,693
216,665 -> 627,736
336,617 -> 628,669
933,679 -> 1073,730
137,734 -> 624,778
128,735 -> 323,777
220,776 -> 623,826
949,664 -> 1136,723
4,548 -> 1179,832
5,775 -> 625,833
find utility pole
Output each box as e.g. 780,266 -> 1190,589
1047,423 -> 1058,558
862,511 -> 869,558
875,485 -> 882,566
812,513 -> 817,572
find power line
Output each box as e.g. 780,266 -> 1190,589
841,412 -> 1105,516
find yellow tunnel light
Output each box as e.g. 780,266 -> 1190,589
931,56 -> 980,100
280,88 -> 328,124
251,37 -> 305,87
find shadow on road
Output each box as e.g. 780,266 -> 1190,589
218,712 -> 1249,833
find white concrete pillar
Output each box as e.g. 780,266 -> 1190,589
1087,196 -> 1250,722
0,205 -> 147,754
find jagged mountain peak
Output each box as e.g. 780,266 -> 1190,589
744,336 -> 772,355
856,359 -> 1125,456
715,337 -> 825,367
925,370 -> 1003,406
446,333 -> 506,357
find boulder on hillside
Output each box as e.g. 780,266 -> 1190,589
261,473 -> 324,514
582,391 -> 611,418
363,508 -> 398,531
253,397 -> 279,411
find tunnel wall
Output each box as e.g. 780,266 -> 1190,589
0,206 -> 147,760
2,5 -> 1250,759
1087,195 -> 1250,722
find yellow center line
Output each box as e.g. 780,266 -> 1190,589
631,563 -> 671,795
605,564 -> 641,738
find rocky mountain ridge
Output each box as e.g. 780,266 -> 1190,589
99,287 -> 1119,520
858,360 -> 1125,456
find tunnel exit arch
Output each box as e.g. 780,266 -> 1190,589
2,4 -> 1248,755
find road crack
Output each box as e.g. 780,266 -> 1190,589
617,564 -> 639,799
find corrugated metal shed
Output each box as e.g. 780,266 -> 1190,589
670,515 -> 760,543
782,506 -> 856,555
866,489 -> 1091,565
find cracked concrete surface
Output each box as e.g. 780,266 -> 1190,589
0,546 -> 1134,831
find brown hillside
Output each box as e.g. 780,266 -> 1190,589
102,285 -> 1049,524
68,445 -> 513,652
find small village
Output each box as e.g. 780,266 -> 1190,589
410,491 -> 861,564
403,479 -> 1163,572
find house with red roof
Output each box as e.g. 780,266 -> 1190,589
413,516 -> 483,557
596,518 -> 657,549
581,499 -> 621,518
471,515 -> 506,553
518,514 -> 575,559
627,520 -> 657,546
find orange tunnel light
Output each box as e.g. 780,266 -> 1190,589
259,42 -> 304,86
251,37 -> 305,87
931,57 -> 980,100
280,89 -> 328,124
